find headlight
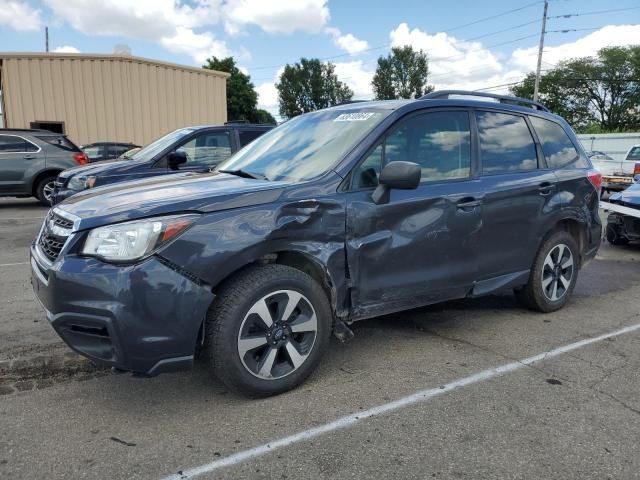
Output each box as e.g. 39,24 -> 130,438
81,215 -> 197,262
67,175 -> 96,190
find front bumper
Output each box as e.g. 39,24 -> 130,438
30,243 -> 215,375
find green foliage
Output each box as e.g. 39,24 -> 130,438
251,109 -> 277,125
203,56 -> 262,123
276,58 -> 354,118
372,46 -> 434,100
510,45 -> 640,133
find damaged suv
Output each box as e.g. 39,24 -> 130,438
31,91 -> 602,397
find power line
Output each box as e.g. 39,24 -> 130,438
247,0 -> 544,72
547,5 -> 640,20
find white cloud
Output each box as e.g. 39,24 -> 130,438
510,24 -> 640,71
256,67 -> 284,117
161,27 -> 231,64
387,23 -> 640,94
334,61 -> 375,98
0,0 -> 42,31
222,0 -> 329,35
53,45 -> 80,53
389,23 -> 503,88
43,0 -> 228,63
326,27 -> 369,55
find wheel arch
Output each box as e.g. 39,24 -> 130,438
548,217 -> 588,266
31,169 -> 62,196
210,248 -> 343,318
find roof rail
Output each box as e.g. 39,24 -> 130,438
0,128 -> 56,133
420,90 -> 550,112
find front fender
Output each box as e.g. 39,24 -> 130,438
159,198 -> 349,316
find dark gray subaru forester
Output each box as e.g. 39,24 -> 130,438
31,91 -> 602,397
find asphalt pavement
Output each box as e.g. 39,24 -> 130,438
1,197 -> 639,480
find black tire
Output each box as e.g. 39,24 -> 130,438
606,225 -> 629,246
515,231 -> 579,313
203,264 -> 332,397
35,175 -> 56,206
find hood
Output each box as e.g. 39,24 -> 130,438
59,159 -> 144,179
610,182 -> 640,207
57,172 -> 291,230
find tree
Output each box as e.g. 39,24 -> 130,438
510,46 -> 640,132
251,109 -> 277,124
203,56 -> 261,123
372,46 -> 434,100
276,58 -> 353,118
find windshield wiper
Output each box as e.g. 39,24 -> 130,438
218,169 -> 269,181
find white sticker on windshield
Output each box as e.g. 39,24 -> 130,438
334,112 -> 376,122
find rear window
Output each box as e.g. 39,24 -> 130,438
476,111 -> 538,174
626,147 -> 640,161
529,116 -> 586,169
35,135 -> 80,152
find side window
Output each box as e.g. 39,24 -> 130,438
476,111 -> 538,174
352,145 -> 383,189
350,111 -> 471,189
239,130 -> 265,147
414,111 -> 471,181
108,144 -> 131,159
83,145 -> 105,160
0,135 -> 38,153
177,132 -> 232,166
529,116 -> 583,169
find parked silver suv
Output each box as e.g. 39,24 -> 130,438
0,129 -> 88,205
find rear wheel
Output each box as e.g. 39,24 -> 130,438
35,175 -> 57,206
203,264 -> 331,397
515,231 -> 579,313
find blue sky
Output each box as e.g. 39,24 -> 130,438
1,0 -> 639,116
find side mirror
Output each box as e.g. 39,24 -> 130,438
167,151 -> 187,170
372,161 -> 421,204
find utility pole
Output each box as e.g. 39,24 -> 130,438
533,0 -> 548,101
45,26 -> 49,52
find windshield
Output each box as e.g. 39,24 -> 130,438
217,108 -> 390,181
129,128 -> 195,162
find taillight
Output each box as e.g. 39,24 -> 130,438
634,163 -> 640,176
587,169 -> 602,192
73,152 -> 89,165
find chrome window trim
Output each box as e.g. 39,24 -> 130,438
0,134 -> 42,154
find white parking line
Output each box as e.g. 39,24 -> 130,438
0,262 -> 29,267
161,322 -> 640,480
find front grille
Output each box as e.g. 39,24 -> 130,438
37,211 -> 74,262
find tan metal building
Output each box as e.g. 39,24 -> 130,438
0,52 -> 229,146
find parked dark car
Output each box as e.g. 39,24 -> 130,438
31,91 -> 602,397
606,182 -> 640,245
81,142 -> 140,162
52,123 -> 273,204
0,129 -> 88,205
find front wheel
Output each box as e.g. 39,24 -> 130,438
515,231 -> 579,313
203,264 -> 332,397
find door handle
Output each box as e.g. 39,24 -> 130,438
23,154 -> 37,160
456,197 -> 482,211
538,182 -> 555,196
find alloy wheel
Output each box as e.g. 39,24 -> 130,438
42,181 -> 55,203
237,289 -> 318,380
541,243 -> 574,301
